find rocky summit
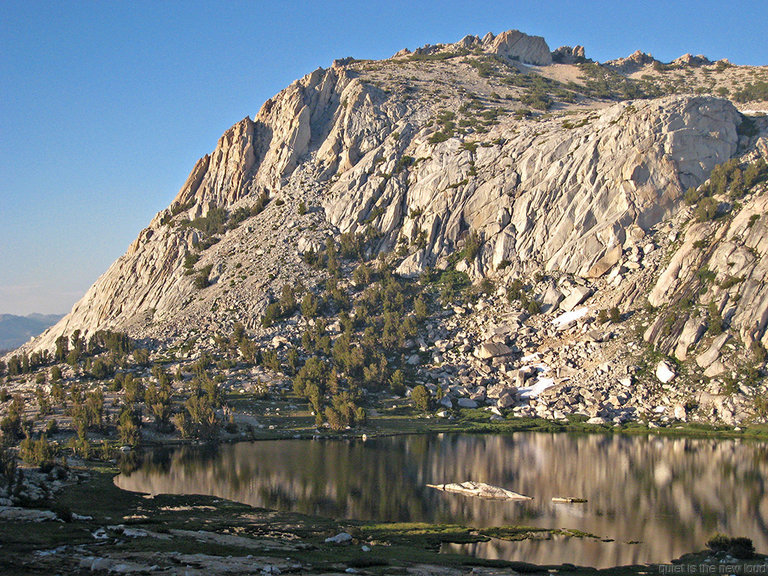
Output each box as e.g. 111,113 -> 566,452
6,29 -> 768,430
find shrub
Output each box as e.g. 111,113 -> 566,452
0,436 -> 16,487
708,302 -> 724,335
437,269 -> 471,304
744,158 -> 767,188
298,201 -> 307,215
193,265 -> 213,289
428,132 -> 450,144
684,186 -> 703,205
521,293 -> 541,315
694,197 -> 719,222
706,534 -> 755,559
750,341 -> 767,363
0,395 -> 24,439
507,279 -> 524,302
183,252 -> 199,271
262,349 -> 281,372
719,275 -> 744,289
414,295 -> 428,321
89,357 -> 115,379
183,395 -> 218,441
479,277 -> 494,295
132,347 -> 151,367
45,419 -> 59,435
395,155 -> 415,173
697,267 -> 717,284
117,408 -> 140,446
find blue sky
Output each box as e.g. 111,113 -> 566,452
1,0 -> 767,315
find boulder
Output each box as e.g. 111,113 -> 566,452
704,360 -> 727,378
674,317 -> 707,361
552,45 -> 586,63
514,368 -> 533,387
497,393 -> 516,409
656,360 -> 676,383
457,398 -> 479,409
395,249 -> 428,278
541,284 -> 564,313
560,287 -> 593,312
325,532 -> 353,544
0,507 -> 58,522
297,236 -> 323,255
586,246 -> 622,278
696,334 -> 730,369
474,342 -> 514,359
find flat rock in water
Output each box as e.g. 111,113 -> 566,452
426,481 -> 531,500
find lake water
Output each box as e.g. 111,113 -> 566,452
115,432 -> 768,568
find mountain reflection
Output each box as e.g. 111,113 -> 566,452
115,433 -> 768,567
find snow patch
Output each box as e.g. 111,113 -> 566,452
552,307 -> 589,330
519,377 -> 556,398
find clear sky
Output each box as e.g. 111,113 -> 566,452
1,0 -> 766,315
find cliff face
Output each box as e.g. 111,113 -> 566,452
19,30 -> 768,392
323,96 -> 739,279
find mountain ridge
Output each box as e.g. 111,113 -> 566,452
0,313 -> 64,351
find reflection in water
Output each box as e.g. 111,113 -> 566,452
115,433 -> 768,568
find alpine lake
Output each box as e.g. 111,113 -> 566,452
115,431 -> 768,569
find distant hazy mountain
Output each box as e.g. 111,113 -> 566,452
0,314 -> 64,352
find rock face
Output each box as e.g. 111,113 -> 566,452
486,30 -> 552,66
428,30 -> 553,66
606,50 -> 658,73
14,29 -> 762,368
552,45 -> 586,63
